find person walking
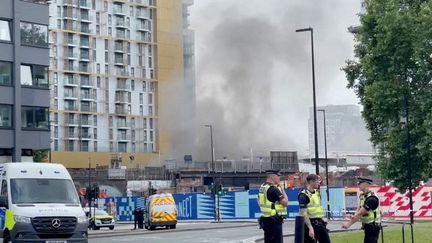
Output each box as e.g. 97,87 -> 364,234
342,177 -> 380,243
257,170 -> 288,243
298,174 -> 331,243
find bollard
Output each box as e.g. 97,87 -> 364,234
294,216 -> 305,243
409,223 -> 414,243
402,223 -> 405,243
380,223 -> 384,243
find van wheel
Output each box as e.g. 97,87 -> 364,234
109,226 -> 114,230
149,226 -> 156,230
170,225 -> 176,229
92,224 -> 100,230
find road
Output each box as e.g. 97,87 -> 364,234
89,220 -> 362,243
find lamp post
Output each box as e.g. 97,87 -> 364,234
204,125 -> 217,221
296,27 -> 319,175
88,157 -> 92,223
318,109 -> 331,219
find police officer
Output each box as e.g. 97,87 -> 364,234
342,177 -> 380,243
298,174 -> 331,243
258,170 -> 288,243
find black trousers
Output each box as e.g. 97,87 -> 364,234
363,224 -> 380,243
304,220 -> 331,243
260,216 -> 283,243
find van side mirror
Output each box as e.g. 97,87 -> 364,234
0,196 -> 8,208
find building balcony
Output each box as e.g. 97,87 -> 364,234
80,93 -> 95,100
114,59 -> 125,66
117,134 -> 131,141
116,83 -> 130,90
64,105 -> 79,111
80,14 -> 92,23
80,79 -> 93,87
114,45 -> 125,53
117,121 -> 131,128
81,133 -> 92,139
115,32 -> 126,39
80,119 -> 93,126
136,11 -> 150,19
80,41 -> 90,48
115,70 -> 130,77
64,119 -> 78,126
64,92 -> 78,100
81,106 -> 96,113
136,23 -> 150,32
63,78 -> 79,86
114,95 -> 129,103
115,21 -> 128,29
79,54 -> 90,62
66,39 -> 79,46
113,8 -> 126,16
79,0 -> 91,9
115,106 -> 128,115
65,53 -> 78,60
62,0 -> 78,7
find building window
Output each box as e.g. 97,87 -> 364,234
20,64 -> 48,88
118,142 -> 126,153
21,106 -> 49,129
20,22 -> 48,47
0,61 -> 12,86
21,0 -> 49,4
131,80 -> 135,91
0,104 -> 12,128
94,141 -> 97,152
142,81 -> 146,92
0,20 -> 11,42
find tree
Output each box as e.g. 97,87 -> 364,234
343,0 -> 432,191
33,149 -> 49,162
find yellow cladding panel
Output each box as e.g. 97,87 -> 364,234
156,0 -> 184,154
51,152 -> 159,168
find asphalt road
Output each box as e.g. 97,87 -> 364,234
89,220 -> 361,243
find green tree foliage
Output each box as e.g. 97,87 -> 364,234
33,149 -> 49,163
343,0 -> 432,191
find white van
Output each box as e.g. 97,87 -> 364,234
0,163 -> 88,242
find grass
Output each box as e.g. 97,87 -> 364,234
331,222 -> 432,243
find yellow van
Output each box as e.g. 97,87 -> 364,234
144,193 -> 177,230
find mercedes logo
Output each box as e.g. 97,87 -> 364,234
51,219 -> 61,228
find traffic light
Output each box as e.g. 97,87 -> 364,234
217,184 -> 223,196
93,186 -> 100,199
84,187 -> 90,199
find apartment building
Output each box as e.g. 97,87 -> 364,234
49,0 -> 160,167
0,0 -> 50,162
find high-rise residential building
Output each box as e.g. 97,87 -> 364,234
48,0 -> 166,168
0,0 -> 50,162
182,0 -> 196,121
308,105 -> 374,157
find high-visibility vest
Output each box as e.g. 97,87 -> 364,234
359,191 -> 380,224
300,189 -> 325,219
257,183 -> 287,217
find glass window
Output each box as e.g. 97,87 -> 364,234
33,24 -> 48,46
20,22 -> 48,47
20,65 -> 32,86
0,20 -> 11,42
0,62 -> 11,85
20,64 -> 48,88
21,106 -> 49,129
35,107 -> 48,128
20,22 -> 32,45
21,106 -> 34,128
0,105 -> 12,128
33,65 -> 48,88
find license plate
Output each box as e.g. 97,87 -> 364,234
102,221 -> 110,224
46,241 -> 67,243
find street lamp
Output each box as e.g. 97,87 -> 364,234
296,27 -> 319,175
204,124 -> 217,221
318,109 -> 331,219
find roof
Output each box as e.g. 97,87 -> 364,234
0,162 -> 71,179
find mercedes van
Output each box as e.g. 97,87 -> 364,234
0,163 -> 88,242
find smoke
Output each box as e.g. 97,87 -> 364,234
165,0 -> 362,161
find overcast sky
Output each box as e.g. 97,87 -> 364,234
188,0 -> 362,158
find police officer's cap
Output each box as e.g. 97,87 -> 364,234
357,177 -> 373,185
265,170 -> 281,176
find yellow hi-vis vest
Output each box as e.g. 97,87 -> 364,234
258,183 -> 287,217
359,191 -> 380,224
300,189 -> 325,219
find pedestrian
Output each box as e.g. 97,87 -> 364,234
257,170 -> 288,243
133,207 -> 139,230
298,174 -> 331,243
342,177 -> 380,243
138,208 -> 144,229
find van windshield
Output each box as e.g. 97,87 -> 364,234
11,178 -> 80,204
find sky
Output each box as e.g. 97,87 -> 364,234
187,0 -> 363,159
